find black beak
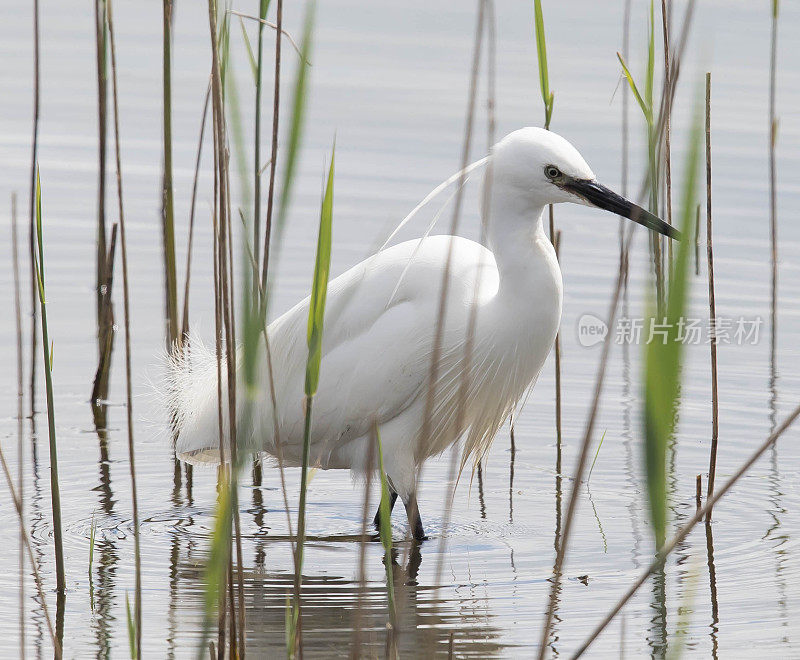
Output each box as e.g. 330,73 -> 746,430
563,178 -> 680,240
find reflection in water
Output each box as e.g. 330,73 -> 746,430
704,519 -> 720,659
167,537 -> 505,658
92,419 -> 119,659
477,462 -> 487,520
55,591 -> 66,658
508,419 -> 515,523
765,445 -> 791,646
548,467 -> 564,655
621,289 -> 643,571
28,415 -> 45,660
765,321 -> 790,644
648,568 -> 667,659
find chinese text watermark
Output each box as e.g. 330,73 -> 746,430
577,315 -> 762,347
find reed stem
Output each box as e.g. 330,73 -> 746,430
704,72 -> 720,516
181,81 -> 212,341
32,172 -> 66,596
91,0 -> 115,415
768,0 -> 779,366
260,0 -> 282,295
12,194 -> 25,658
0,441 -> 59,656
28,0 -> 40,417
162,0 -> 179,349
106,0 -> 141,652
537,228 -> 633,659
660,0 -> 673,270
574,400 -> 800,656
253,0 -> 268,295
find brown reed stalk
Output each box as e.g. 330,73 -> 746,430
417,0 -> 485,538
175,79 -> 211,490
238,214 -> 296,542
620,0 -> 631,274
537,227 -> 634,660
260,0 -> 282,294
90,224 -> 118,421
161,0 -> 179,350
540,4 -> 698,652
252,0 -> 268,295
205,4 -> 246,652
768,0 -> 779,365
695,474 -> 701,510
181,80 -> 211,341
533,0 -> 562,453
428,0 -> 496,593
224,188 -> 247,658
105,0 -> 141,652
28,0 -> 40,417
12,194 -> 25,657
0,443 -> 59,657
661,0 -> 673,269
553,228 -> 562,451
704,73 -> 720,517
94,0 -> 108,323
91,0 -> 116,416
573,400 -> 800,656
211,208 -> 228,659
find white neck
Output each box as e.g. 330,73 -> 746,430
483,180 -> 553,286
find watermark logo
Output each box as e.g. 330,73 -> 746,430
577,313 -> 608,347
575,314 -> 763,347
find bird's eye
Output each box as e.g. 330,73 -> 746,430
545,165 -> 562,180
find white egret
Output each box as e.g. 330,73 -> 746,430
166,127 -> 678,540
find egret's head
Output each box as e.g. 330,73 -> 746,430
490,127 -> 679,240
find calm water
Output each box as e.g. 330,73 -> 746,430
2,0 -> 800,657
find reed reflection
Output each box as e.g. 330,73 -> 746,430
171,535 -> 504,657
91,420 -> 119,659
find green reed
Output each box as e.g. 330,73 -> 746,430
260,0 -> 313,296
125,593 -> 136,660
618,0 -> 664,309
261,0 -> 284,298
202,5 -> 247,655
642,97 -> 701,550
254,0 -> 269,288
291,142 -> 335,656
533,0 -> 553,129
533,0 -> 563,457
32,171 -> 66,595
28,0 -> 41,419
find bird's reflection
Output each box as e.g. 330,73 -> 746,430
168,534 -> 504,658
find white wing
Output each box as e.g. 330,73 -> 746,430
263,235 -> 499,465
171,235 -> 499,470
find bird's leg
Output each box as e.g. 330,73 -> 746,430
372,489 -> 398,531
402,492 -> 428,542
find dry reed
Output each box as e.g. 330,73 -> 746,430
105,0 -> 142,652
573,400 -> 800,655
704,72 -> 720,516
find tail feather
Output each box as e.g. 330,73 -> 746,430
163,333 -> 229,465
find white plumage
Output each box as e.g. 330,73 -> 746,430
165,127 -> 675,538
